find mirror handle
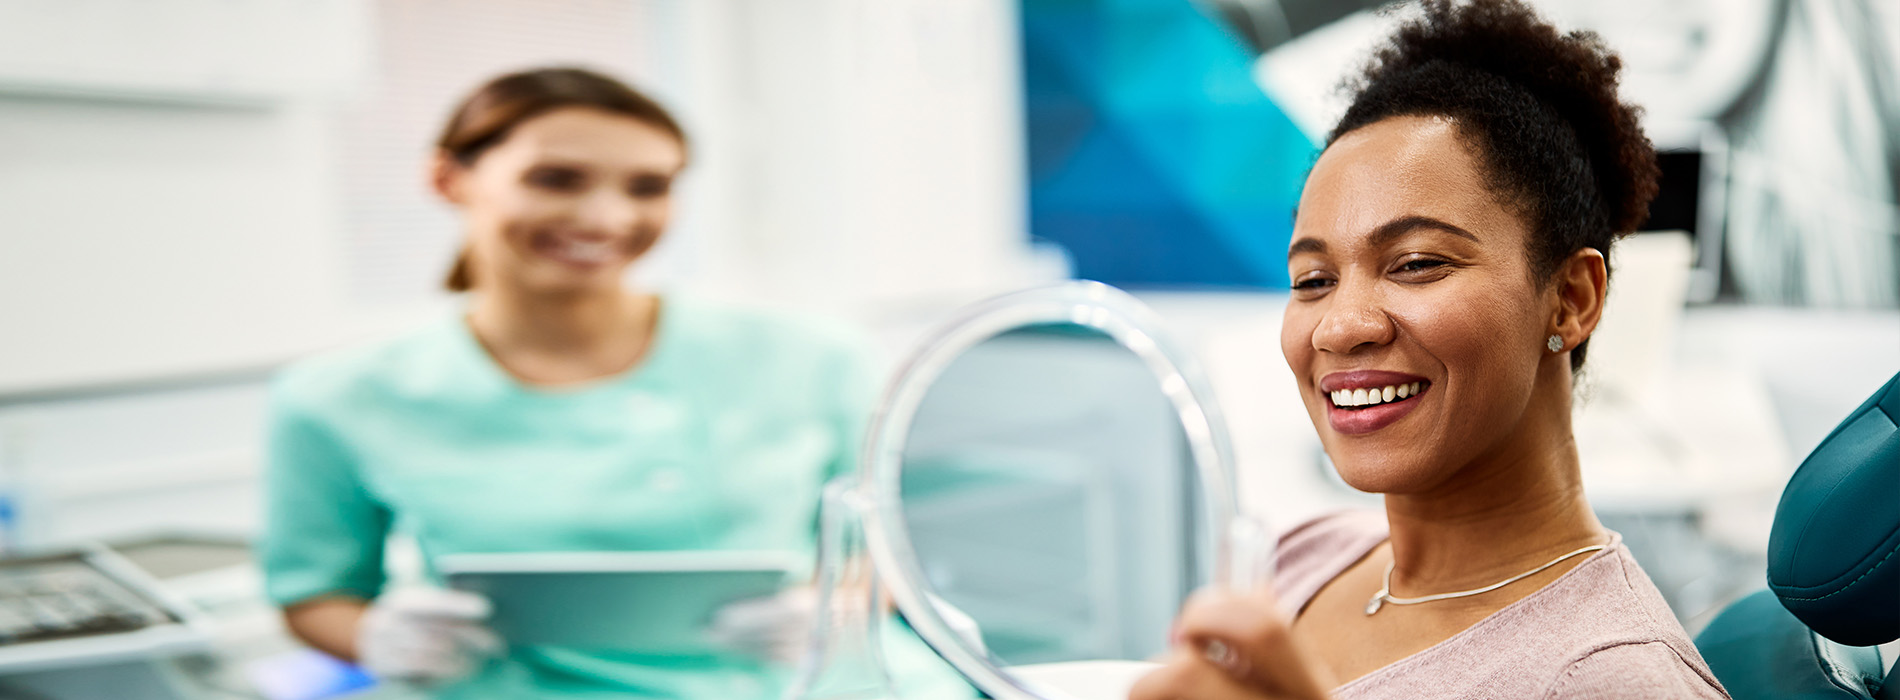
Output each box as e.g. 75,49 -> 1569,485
1216,515 -> 1275,591
784,478 -> 900,700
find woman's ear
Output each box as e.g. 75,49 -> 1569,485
1550,247 -> 1609,352
430,151 -> 468,204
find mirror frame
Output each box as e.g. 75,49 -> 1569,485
858,281 -> 1242,700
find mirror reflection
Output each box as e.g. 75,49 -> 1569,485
898,324 -> 1197,667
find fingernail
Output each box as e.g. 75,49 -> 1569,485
1204,640 -> 1233,668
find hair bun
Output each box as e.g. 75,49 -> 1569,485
1347,0 -> 1659,235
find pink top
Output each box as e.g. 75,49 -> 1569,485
1274,511 -> 1730,699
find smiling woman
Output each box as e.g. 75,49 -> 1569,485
433,70 -> 688,300
1131,1 -> 1729,699
1285,113 -> 1581,493
256,68 -> 972,700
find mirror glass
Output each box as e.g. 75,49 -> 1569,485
896,322 -> 1200,668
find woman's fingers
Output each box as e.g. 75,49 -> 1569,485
1172,587 -> 1336,699
1130,648 -> 1294,700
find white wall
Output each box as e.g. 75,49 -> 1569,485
0,0 -> 369,104
0,382 -> 268,547
0,1 -> 395,397
652,0 -> 1038,317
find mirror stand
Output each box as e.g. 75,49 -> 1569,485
785,480 -> 899,700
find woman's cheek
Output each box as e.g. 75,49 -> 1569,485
626,223 -> 663,259
1279,309 -> 1322,402
1432,287 -> 1543,432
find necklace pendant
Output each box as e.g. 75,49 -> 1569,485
1364,594 -> 1384,615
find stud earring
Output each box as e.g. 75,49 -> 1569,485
1546,335 -> 1564,352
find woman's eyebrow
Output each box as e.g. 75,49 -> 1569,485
527,158 -> 589,169
1287,215 -> 1478,260
1288,237 -> 1326,258
1369,215 -> 1480,246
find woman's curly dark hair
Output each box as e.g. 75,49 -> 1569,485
1332,0 -> 1660,370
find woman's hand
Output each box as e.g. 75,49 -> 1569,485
1130,587 -> 1337,700
708,586 -> 821,664
355,587 -> 503,685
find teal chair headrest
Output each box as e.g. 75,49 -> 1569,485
1766,372 -> 1900,647
1696,589 -> 1886,700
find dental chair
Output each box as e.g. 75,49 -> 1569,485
1695,372 -> 1899,699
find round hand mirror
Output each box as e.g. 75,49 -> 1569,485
796,281 -> 1267,700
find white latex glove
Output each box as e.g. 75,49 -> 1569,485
706,587 -> 818,665
705,585 -> 990,666
356,587 -> 503,685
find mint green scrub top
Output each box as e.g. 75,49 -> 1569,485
260,298 -> 970,699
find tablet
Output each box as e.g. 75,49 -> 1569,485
438,550 -> 803,653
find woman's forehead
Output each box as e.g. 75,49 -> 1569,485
1295,115 -> 1507,245
491,107 -> 685,172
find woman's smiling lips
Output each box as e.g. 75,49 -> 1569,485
1320,370 -> 1431,435
530,231 -> 622,269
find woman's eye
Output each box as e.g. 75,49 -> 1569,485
629,175 -> 672,198
1395,258 -> 1449,273
525,167 -> 584,191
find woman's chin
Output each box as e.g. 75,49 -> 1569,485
515,266 -> 628,296
1328,455 -> 1445,495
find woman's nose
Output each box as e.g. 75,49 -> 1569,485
1312,278 -> 1396,355
575,190 -> 642,232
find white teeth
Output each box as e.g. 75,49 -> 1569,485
556,240 -> 614,263
1329,381 -> 1427,408
572,243 -> 608,261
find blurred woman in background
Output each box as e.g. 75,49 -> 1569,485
257,67 -> 942,699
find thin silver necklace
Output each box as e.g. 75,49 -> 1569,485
1365,544 -> 1606,615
